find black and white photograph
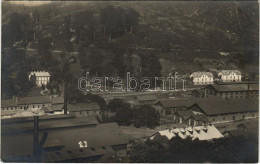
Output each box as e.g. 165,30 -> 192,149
1,0 -> 259,162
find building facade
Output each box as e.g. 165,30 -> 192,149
188,99 -> 258,124
203,83 -> 259,100
190,72 -> 214,85
218,70 -> 241,82
29,71 -> 51,86
68,102 -> 100,116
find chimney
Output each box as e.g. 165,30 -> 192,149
247,84 -> 250,98
64,82 -> 68,114
33,116 -> 39,155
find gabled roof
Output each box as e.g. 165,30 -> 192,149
18,96 -> 51,105
30,71 -> 50,77
156,98 -> 196,108
150,125 -> 223,141
189,99 -> 258,116
175,110 -> 194,120
68,102 -> 100,112
174,110 -> 208,121
1,99 -> 18,108
206,84 -> 259,92
135,95 -> 157,102
190,72 -> 213,78
218,70 -> 241,76
156,96 -> 223,109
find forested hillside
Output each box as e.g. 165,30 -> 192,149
1,1 -> 259,98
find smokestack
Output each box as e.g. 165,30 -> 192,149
64,82 -> 68,114
247,84 -> 250,98
33,116 -> 39,155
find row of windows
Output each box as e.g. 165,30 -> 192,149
36,77 -> 50,80
2,104 -> 51,110
212,114 -> 256,122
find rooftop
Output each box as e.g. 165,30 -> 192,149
190,72 -> 213,78
135,95 -> 157,102
29,71 -> 50,77
1,99 -> 18,108
150,125 -> 223,141
68,102 -> 100,112
2,115 -> 99,135
189,99 -> 258,116
18,96 -> 51,105
206,83 -> 259,92
2,121 -> 128,161
51,96 -> 64,104
218,70 -> 241,76
156,96 -> 223,109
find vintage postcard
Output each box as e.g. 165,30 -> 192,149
1,0 -> 259,162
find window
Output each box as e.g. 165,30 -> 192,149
242,115 -> 245,119
223,117 -> 225,120
212,118 -> 215,122
232,116 -> 236,120
252,114 -> 255,117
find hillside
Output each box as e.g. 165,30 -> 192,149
1,1 -> 259,97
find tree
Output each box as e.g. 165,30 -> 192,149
107,98 -> 126,112
129,135 -> 258,163
46,82 -> 52,90
84,93 -> 107,111
41,84 -> 46,90
114,102 -> 133,126
133,105 -> 160,128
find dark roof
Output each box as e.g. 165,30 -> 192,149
156,96 -> 223,108
1,99 -> 18,108
192,113 -> 208,121
207,84 -> 259,92
41,146 -> 115,162
2,116 -> 99,135
189,99 -> 258,116
18,96 -> 51,105
156,99 -> 196,108
68,102 -> 100,112
135,95 -> 157,102
174,110 -> 207,121
2,121 -> 128,160
51,96 -> 64,104
1,114 -> 75,125
237,119 -> 258,129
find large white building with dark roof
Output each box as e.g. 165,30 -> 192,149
29,71 -> 50,86
218,70 -> 242,82
190,72 -> 214,85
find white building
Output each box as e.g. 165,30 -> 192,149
29,71 -> 50,86
190,72 -> 214,85
150,125 -> 223,141
218,70 -> 241,82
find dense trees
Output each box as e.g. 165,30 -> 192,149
133,105 -> 160,128
107,98 -> 160,127
130,135 -> 258,163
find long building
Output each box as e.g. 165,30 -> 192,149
1,115 -> 129,162
203,83 -> 259,100
188,99 -> 258,124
